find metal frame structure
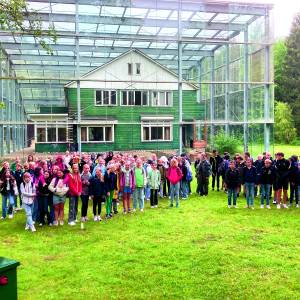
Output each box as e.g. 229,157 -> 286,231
0,0 -> 274,154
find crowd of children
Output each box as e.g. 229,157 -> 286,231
1,149 -> 299,232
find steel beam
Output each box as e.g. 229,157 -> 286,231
225,44 -> 229,135
210,55 -> 215,143
243,28 -> 249,152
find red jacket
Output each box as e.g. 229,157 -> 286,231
68,172 -> 82,196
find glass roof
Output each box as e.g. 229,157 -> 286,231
0,0 -> 273,107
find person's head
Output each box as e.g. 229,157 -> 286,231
44,170 -> 50,179
23,163 -> 29,171
33,167 -> 42,178
83,164 -> 90,174
29,162 -> 35,170
244,152 -> 250,160
23,172 -> 32,183
246,159 -> 252,168
52,165 -> 59,175
2,161 -> 9,170
264,159 -> 272,168
136,158 -> 142,168
4,170 -> 11,178
265,152 -> 271,159
65,150 -> 70,156
151,162 -> 157,170
151,153 -> 157,161
257,154 -> 263,161
57,169 -> 64,178
72,164 -> 79,174
229,160 -> 235,170
27,155 -> 34,162
291,155 -> 298,162
170,158 -> 178,167
16,163 -> 22,171
125,161 -> 130,171
95,168 -> 102,178
212,149 -> 217,157
276,152 -> 284,160
15,157 -> 21,164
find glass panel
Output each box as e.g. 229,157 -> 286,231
89,127 -> 103,142
111,91 -> 117,105
135,91 -> 141,106
151,127 -> 163,140
122,91 -> 127,105
152,91 -> 158,106
58,128 -> 66,142
128,63 -> 132,75
103,91 -> 109,105
164,127 -> 171,140
96,90 -> 102,105
136,63 -> 141,75
142,91 -> 148,105
143,127 -> 149,141
37,128 -> 46,142
81,127 -> 87,142
105,127 -> 112,142
128,91 -> 134,105
159,92 -> 165,106
47,128 -> 56,142
166,92 -> 172,106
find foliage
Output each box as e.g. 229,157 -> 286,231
0,0 -> 57,54
1,181 -> 300,299
0,102 -> 5,109
280,12 -> 300,133
274,40 -> 287,102
274,101 -> 297,143
212,130 -> 242,155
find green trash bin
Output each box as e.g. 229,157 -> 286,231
0,257 -> 20,300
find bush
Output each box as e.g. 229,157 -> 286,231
212,131 -> 242,155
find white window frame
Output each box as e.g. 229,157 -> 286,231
35,121 -> 67,143
81,125 -> 114,143
151,91 -> 173,107
120,90 -> 149,106
128,63 -> 132,75
136,63 -> 141,75
95,90 -> 117,106
141,122 -> 173,142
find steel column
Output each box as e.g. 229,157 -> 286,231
225,44 -> 230,135
243,28 -> 249,152
210,55 -> 215,142
178,1 -> 183,154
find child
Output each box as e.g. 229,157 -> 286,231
148,162 -> 161,208
260,159 -> 275,209
120,161 -> 135,214
13,163 -> 23,210
242,159 -> 257,209
166,158 -> 183,208
37,170 -> 51,226
81,164 -> 92,221
20,172 -> 36,232
225,160 -> 240,208
104,164 -> 118,218
133,159 -> 146,212
48,169 -> 69,226
90,168 -> 107,221
0,170 -> 18,219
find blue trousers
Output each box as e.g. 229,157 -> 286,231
245,182 -> 255,206
170,182 -> 180,207
133,187 -> 144,209
227,188 -> 237,206
260,184 -> 271,205
1,194 -> 14,218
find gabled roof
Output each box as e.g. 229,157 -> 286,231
65,49 -> 197,89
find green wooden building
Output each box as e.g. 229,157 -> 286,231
30,49 -> 205,153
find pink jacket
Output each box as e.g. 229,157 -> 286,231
120,169 -> 135,191
166,167 -> 183,185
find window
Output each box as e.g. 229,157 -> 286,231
136,63 -> 141,75
141,123 -> 172,141
81,126 -> 114,143
37,128 -> 46,142
121,90 -> 148,106
151,91 -> 172,106
47,127 -> 56,142
128,63 -> 132,75
95,90 -> 117,106
58,128 -> 67,142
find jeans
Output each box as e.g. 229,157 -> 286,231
180,180 -> 188,198
133,187 -> 144,209
212,173 -> 220,190
290,183 -> 299,205
68,196 -> 78,222
1,194 -> 14,218
245,182 -> 255,206
150,189 -> 158,206
260,184 -> 271,206
93,195 -> 102,216
227,188 -> 237,206
48,195 -> 54,224
37,195 -> 50,224
170,182 -> 180,207
23,203 -> 33,226
32,198 -> 39,222
81,195 -> 89,217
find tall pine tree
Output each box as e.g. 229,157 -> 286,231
281,12 -> 300,133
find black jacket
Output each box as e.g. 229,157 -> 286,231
225,168 -> 241,189
210,155 -> 223,174
90,177 -> 108,197
104,172 -> 117,191
275,159 -> 290,181
260,166 -> 275,185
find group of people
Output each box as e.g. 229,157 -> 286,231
0,151 -> 194,232
202,150 -> 300,209
1,149 -> 299,232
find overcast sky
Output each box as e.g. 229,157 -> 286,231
235,0 -> 300,38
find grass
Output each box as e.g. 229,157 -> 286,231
247,144 -> 300,158
1,181 -> 300,300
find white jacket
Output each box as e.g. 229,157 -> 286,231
20,182 -> 36,205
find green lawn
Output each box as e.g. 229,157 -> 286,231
1,184 -> 300,299
247,144 -> 300,158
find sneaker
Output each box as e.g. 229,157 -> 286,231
53,221 -> 58,226
85,217 -> 89,221
114,211 -> 118,214
94,216 -> 98,221
296,204 -> 299,208
182,197 -> 187,200
39,223 -> 43,226
31,225 -> 36,232
123,211 -> 127,214
283,204 -> 288,209
32,221 -> 35,225
1,216 -> 4,220
228,205 -> 231,209
140,209 -> 144,212
25,224 -> 30,230
109,213 -> 113,217
154,205 -> 158,208
8,214 -> 13,219
97,216 -> 102,221
266,205 -> 271,209
233,205 -> 237,209
260,205 -> 264,209
251,206 -> 255,210
106,215 -> 111,219
81,217 -> 85,222
151,206 -> 154,208
75,219 -> 79,223
49,223 -> 53,227
132,209 -> 136,212
68,221 -> 76,226
288,203 -> 292,207
244,205 -> 249,209
277,204 -> 281,209
60,221 -> 64,226
273,200 -> 277,204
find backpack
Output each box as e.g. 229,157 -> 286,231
186,167 -> 193,182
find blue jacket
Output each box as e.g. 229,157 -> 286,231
242,166 -> 257,184
90,177 -> 108,196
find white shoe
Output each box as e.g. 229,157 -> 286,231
1,216 -> 4,220
233,205 -> 237,209
53,221 -> 58,226
228,205 -> 231,209
97,216 -> 102,221
94,216 -> 98,221
75,219 -> 79,223
182,197 -> 187,200
266,205 -> 271,209
25,224 -> 30,230
277,204 -> 281,209
151,206 -> 154,208
132,209 -> 136,212
260,205 -> 264,209
283,204 -> 288,209
32,221 -> 35,225
8,214 -> 13,219
60,221 -> 64,226
140,209 -> 144,212
39,223 -> 43,226
68,221 -> 76,226
31,225 -> 36,232
251,206 -> 255,210
296,204 -> 299,208
154,205 -> 158,208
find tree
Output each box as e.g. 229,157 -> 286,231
281,12 -> 300,133
0,0 -> 56,54
274,101 -> 297,143
274,40 -> 287,102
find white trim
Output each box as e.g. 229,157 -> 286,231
141,123 -> 173,142
80,120 -> 118,125
141,116 -> 174,121
81,125 -> 114,143
151,91 -> 173,107
36,123 -> 67,143
120,90 -> 149,106
94,89 -> 118,106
